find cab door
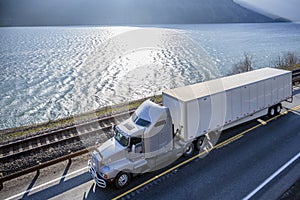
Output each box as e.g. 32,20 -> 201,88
129,135 -> 144,161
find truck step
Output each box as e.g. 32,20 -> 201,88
133,159 -> 147,169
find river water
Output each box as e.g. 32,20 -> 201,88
0,23 -> 300,129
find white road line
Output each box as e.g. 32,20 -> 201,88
4,166 -> 88,200
243,152 -> 300,200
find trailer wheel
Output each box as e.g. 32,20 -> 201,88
115,172 -> 131,189
184,143 -> 194,157
276,104 -> 282,114
268,107 -> 276,118
196,136 -> 205,151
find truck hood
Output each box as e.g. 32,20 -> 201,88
97,137 -> 128,165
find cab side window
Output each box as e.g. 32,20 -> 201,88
155,120 -> 166,127
131,137 -> 142,145
131,137 -> 143,153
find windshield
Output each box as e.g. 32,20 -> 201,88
131,113 -> 151,127
114,128 -> 129,147
135,118 -> 151,127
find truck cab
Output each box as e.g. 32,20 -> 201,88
88,99 -> 178,188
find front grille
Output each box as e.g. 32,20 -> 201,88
88,160 -> 107,188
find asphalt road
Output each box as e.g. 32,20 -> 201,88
2,87 -> 300,200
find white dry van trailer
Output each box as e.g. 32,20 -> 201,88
88,67 -> 292,188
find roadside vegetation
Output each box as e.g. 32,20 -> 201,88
271,52 -> 300,71
230,51 -> 300,75
231,53 -> 254,74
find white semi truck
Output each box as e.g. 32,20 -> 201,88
88,67 -> 292,188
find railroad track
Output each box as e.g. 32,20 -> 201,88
292,69 -> 300,84
0,110 -> 134,166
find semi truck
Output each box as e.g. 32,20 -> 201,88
88,67 -> 292,189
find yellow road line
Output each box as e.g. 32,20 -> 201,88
282,110 -> 288,115
215,123 -> 262,150
215,134 -> 244,149
257,119 -> 267,125
291,104 -> 300,111
112,104 -> 300,200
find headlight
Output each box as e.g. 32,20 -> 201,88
100,165 -> 111,179
103,158 -> 112,165
101,165 -> 110,172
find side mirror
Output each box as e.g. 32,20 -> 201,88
131,144 -> 136,153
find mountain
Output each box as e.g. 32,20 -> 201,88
233,0 -> 291,22
0,0 -> 281,27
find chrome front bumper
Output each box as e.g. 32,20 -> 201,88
88,160 -> 107,188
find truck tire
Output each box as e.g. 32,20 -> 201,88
115,172 -> 131,189
184,143 -> 194,157
268,107 -> 276,118
275,104 -> 282,114
196,136 -> 205,151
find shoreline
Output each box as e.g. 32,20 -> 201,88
0,95 -> 162,144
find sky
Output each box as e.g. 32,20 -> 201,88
235,0 -> 300,22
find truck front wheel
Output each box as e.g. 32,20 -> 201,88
115,172 -> 131,189
184,143 -> 194,157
